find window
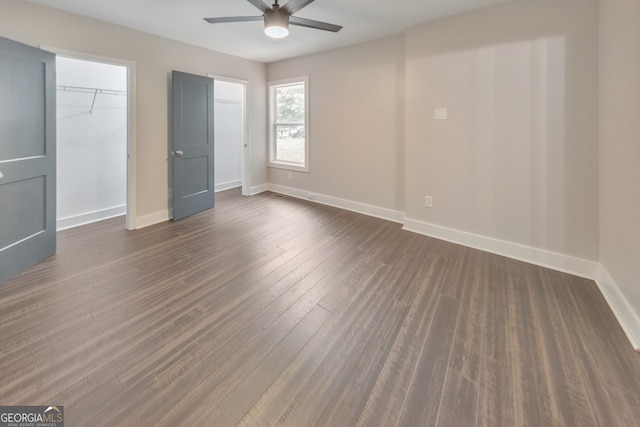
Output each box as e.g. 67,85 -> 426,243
268,77 -> 309,172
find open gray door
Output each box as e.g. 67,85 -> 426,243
0,37 -> 56,285
171,70 -> 214,221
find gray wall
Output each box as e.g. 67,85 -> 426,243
599,0 -> 640,332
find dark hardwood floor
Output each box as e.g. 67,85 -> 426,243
1,189 -> 639,426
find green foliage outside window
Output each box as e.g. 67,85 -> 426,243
276,84 -> 305,124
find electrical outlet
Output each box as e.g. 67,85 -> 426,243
287,172 -> 293,181
424,195 -> 433,208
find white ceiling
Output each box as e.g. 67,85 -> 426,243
26,0 -> 509,63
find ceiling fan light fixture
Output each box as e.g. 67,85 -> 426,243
264,10 -> 289,38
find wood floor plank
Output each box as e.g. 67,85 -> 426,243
274,263 -> 396,427
436,370 -> 478,427
0,189 -> 639,427
507,271 -> 553,427
504,258 -> 598,427
559,273 -> 640,425
447,249 -> 485,383
524,266 -> 598,427
314,255 -> 427,427
476,254 -> 518,427
238,256 -> 401,427
396,294 -> 460,427
356,255 -> 450,427
180,304 -> 331,426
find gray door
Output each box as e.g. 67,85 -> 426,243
0,37 -> 56,285
171,70 -> 214,221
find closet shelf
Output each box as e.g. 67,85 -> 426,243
56,85 -> 127,96
56,85 -> 126,114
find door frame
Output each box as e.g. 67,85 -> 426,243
42,46 -> 138,230
208,74 -> 250,196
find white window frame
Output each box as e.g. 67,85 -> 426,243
267,76 -> 310,172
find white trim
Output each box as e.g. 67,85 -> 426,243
242,81 -> 250,197
215,180 -> 242,192
595,265 -> 640,351
402,217 -> 598,280
42,46 -> 137,230
208,74 -> 248,85
268,160 -> 309,173
56,205 -> 126,231
250,184 -> 270,195
126,63 -> 137,229
136,209 -> 170,229
269,184 -> 405,224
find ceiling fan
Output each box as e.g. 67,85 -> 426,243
204,0 -> 342,39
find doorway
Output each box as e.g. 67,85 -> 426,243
211,76 -> 249,196
49,48 -> 137,229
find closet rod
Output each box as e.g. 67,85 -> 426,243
56,85 -> 127,96
214,98 -> 242,105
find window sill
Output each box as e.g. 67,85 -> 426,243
268,161 -> 309,173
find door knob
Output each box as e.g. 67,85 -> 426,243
173,150 -> 184,157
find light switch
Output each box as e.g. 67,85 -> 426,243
425,195 -> 433,208
434,108 -> 448,120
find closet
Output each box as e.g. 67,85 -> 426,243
214,79 -> 245,193
56,56 -> 127,230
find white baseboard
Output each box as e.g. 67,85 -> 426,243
215,180 -> 242,193
403,218 -> 598,280
595,265 -> 640,351
136,209 -> 170,229
268,184 -> 405,224
250,183 -> 270,195
57,205 -> 126,231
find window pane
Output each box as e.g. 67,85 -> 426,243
276,84 -> 304,123
268,77 -> 308,171
276,124 -> 305,163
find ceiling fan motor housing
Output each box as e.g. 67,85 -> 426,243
264,9 -> 290,38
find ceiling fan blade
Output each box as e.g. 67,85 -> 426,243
245,0 -> 270,13
280,0 -> 316,15
289,16 -> 342,32
204,16 -> 263,24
